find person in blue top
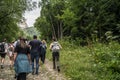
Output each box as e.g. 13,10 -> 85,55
29,35 -> 42,75
14,37 -> 31,80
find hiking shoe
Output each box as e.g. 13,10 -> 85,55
32,71 -> 35,75
58,68 -> 60,72
14,74 -> 17,79
53,66 -> 56,69
1,65 -> 4,69
57,66 -> 60,72
32,68 -> 35,75
35,72 -> 39,75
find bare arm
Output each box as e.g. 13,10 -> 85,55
14,52 -> 17,62
27,53 -> 31,64
49,43 -> 52,50
58,43 -> 62,49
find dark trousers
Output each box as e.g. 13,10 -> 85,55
30,52 -> 39,74
52,52 -> 60,69
17,73 -> 26,80
40,51 -> 46,63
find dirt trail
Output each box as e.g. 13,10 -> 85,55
0,57 -> 68,80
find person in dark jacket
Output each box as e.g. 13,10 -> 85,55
29,35 -> 42,75
0,38 -> 8,69
40,40 -> 47,64
14,37 -> 31,80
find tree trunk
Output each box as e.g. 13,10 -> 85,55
57,20 -> 60,39
59,21 -> 63,39
49,15 -> 56,39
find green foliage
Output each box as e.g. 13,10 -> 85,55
35,0 -> 66,39
91,42 -> 120,73
36,0 -> 120,42
34,17 -> 52,40
0,0 -> 35,42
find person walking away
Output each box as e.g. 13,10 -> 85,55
40,40 -> 47,64
0,38 -> 8,69
49,38 -> 62,72
13,36 -> 21,48
14,37 -> 31,80
8,42 -> 14,68
29,35 -> 42,75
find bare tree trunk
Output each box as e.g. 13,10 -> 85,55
57,20 -> 63,39
57,20 -> 60,39
59,21 -> 63,39
49,15 -> 56,39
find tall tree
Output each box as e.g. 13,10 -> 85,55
0,0 -> 35,41
36,0 -> 120,42
35,0 -> 66,40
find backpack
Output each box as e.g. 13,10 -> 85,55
52,42 -> 60,52
0,43 -> 5,52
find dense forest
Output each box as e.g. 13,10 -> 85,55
34,0 -> 120,44
1,0 -> 120,42
0,0 -> 120,80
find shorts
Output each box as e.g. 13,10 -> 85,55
0,52 -> 6,58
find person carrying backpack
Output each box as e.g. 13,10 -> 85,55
8,42 -> 14,68
0,38 -> 8,69
39,40 -> 47,64
49,38 -> 62,72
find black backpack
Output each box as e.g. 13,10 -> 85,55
0,43 -> 5,52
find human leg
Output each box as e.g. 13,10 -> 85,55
9,56 -> 14,67
9,52 -> 14,67
56,52 -> 60,72
20,73 -> 27,80
17,74 -> 20,80
17,73 -> 26,80
35,54 -> 39,74
41,54 -> 44,64
43,52 -> 46,63
52,52 -> 56,69
1,53 -> 6,69
31,53 -> 35,74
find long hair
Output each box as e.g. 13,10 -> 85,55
42,40 -> 46,44
20,38 -> 27,48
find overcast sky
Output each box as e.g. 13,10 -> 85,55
24,0 -> 40,27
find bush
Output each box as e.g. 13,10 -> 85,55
91,42 -> 120,73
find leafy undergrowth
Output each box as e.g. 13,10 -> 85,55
47,40 -> 120,80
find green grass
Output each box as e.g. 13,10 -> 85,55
46,40 -> 120,80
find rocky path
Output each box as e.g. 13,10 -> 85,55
0,57 -> 68,80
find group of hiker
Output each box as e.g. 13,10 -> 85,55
0,35 -> 62,80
